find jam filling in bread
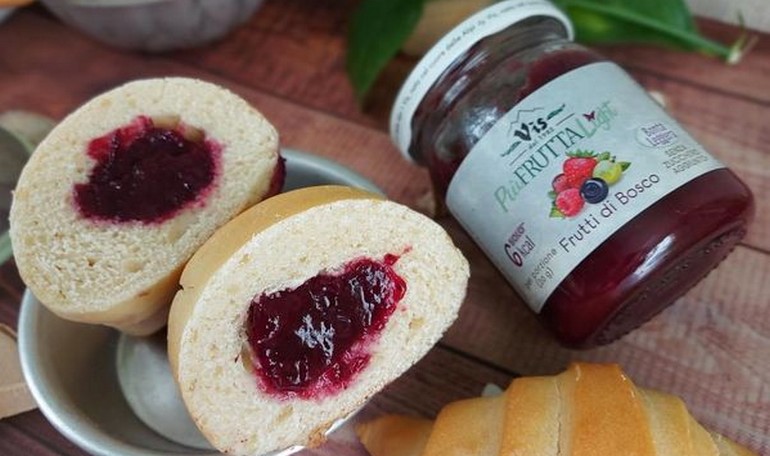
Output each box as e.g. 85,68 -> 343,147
167,186 -> 469,454
74,115 -> 222,224
246,254 -> 406,399
11,77 -> 283,335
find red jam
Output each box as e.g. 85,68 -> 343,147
397,14 -> 754,347
74,116 -> 221,224
414,44 -> 600,198
267,155 -> 287,196
245,255 -> 406,399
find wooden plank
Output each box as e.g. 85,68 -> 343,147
0,12 -> 767,252
439,244 -> 769,453
0,261 -> 24,330
0,7 -> 767,456
0,412 -> 85,456
172,6 -> 770,120
689,0 -> 770,33
11,6 -> 769,126
111,6 -> 767,141
600,18 -> 770,104
0,12 -> 432,205
629,71 -> 770,250
172,0 -> 377,127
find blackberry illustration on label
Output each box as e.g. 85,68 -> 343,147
549,150 -> 630,218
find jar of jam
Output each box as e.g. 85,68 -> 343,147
391,0 -> 754,347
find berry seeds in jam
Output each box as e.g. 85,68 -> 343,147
74,116 -> 221,224
245,255 -> 406,400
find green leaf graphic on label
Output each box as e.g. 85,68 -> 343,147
546,103 -> 567,120
501,141 -> 522,157
548,190 -> 558,200
596,151 -> 612,161
567,149 -> 597,158
620,161 -> 631,171
550,205 -> 565,218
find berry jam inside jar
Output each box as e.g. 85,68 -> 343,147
391,0 -> 754,348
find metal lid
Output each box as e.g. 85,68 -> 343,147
390,0 -> 573,163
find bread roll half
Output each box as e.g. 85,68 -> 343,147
10,77 -> 281,334
168,185 -> 469,455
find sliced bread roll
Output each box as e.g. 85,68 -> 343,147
168,185 -> 469,455
10,77 -> 282,335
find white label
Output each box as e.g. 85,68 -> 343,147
446,62 -> 724,312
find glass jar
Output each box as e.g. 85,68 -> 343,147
391,0 -> 754,347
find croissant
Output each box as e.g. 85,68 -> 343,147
356,363 -> 756,456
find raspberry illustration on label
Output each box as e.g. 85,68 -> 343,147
549,150 -> 630,218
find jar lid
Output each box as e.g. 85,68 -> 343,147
390,0 -> 573,163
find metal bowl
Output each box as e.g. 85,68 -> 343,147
39,0 -> 264,52
17,148 -> 381,455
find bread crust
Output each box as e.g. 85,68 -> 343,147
357,363 -> 759,456
10,77 -> 280,334
167,185 -> 469,455
168,185 -> 379,375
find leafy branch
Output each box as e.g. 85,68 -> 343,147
346,0 -> 752,101
346,0 -> 426,100
552,0 -> 750,64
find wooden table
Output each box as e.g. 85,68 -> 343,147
1,2 -> 768,454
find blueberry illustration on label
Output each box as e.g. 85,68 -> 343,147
580,178 -> 609,203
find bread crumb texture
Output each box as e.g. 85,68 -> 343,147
10,77 -> 279,331
175,198 -> 469,455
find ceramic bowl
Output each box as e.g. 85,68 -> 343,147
17,148 -> 381,455
39,0 -> 264,52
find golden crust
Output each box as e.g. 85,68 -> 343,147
356,362 -> 758,456
167,185 -> 380,376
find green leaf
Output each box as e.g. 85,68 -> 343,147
548,190 -> 558,200
550,205 -> 565,218
596,151 -> 611,161
619,161 -> 631,171
346,0 -> 426,100
345,0 -> 752,107
551,0 -> 748,62
567,149 -> 596,158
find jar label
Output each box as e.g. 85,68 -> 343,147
445,62 -> 724,313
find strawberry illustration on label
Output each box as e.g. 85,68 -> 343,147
549,150 -> 631,218
563,150 -> 597,188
